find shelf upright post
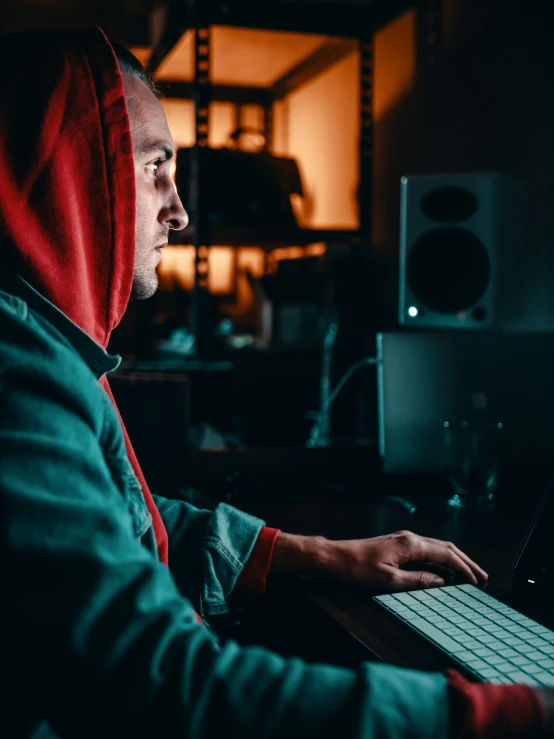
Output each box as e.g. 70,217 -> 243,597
355,33 -> 377,443
191,23 -> 212,355
416,0 -> 443,75
263,103 -> 274,153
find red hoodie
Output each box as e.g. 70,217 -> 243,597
0,27 -> 169,560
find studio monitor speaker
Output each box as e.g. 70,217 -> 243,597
399,173 -> 525,329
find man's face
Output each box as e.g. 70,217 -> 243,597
123,74 -> 188,300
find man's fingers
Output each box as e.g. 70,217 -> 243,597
424,537 -> 488,581
417,540 -> 479,585
387,568 -> 445,592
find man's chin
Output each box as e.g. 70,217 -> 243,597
130,274 -> 159,301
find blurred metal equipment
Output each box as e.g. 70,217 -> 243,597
308,320 -> 338,447
399,172 -> 526,329
176,147 -> 304,231
377,331 -> 554,474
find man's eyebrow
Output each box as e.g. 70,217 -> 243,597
138,141 -> 174,159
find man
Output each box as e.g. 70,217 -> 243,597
0,27 -> 551,738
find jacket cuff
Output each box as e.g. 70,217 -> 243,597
236,527 -> 280,594
447,669 -> 547,738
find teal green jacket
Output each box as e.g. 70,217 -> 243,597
0,265 -> 450,738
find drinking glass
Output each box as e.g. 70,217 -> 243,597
443,421 -> 504,509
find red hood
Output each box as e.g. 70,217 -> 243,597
0,27 -> 168,563
0,27 -> 134,347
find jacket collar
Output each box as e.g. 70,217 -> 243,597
0,261 -> 121,380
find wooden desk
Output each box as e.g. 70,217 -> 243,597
237,472 -> 554,672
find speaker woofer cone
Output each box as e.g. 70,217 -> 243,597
407,227 -> 491,314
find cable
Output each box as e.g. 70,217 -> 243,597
307,355 -> 379,447
324,356 -> 378,412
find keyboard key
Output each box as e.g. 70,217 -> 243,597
498,648 -> 518,659
456,650 -> 477,663
457,620 -> 473,629
523,664 -> 545,675
510,613 -> 529,622
503,663 -> 525,674
393,593 -> 421,607
486,640 -> 506,651
503,637 -> 526,648
426,615 -> 449,626
478,667 -> 502,680
526,651 -> 547,662
444,628 -> 464,638
511,656 -> 532,667
534,673 -> 554,688
537,658 -> 554,670
474,618 -> 493,627
528,638 -> 549,649
507,671 -> 541,686
456,635 -> 476,645
505,625 -> 528,635
490,676 -> 515,685
482,623 -> 502,633
477,635 -> 497,645
520,620 -> 540,629
485,656 -> 510,668
514,644 -> 536,655
466,659 -> 489,671
474,648 -> 494,659
414,609 -> 435,618
539,645 -> 554,656
495,618 -> 514,628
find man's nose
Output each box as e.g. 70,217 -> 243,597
166,190 -> 189,231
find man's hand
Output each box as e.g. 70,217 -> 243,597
270,530 -> 488,591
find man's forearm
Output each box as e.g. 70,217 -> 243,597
270,532 -> 334,577
270,529 -> 488,590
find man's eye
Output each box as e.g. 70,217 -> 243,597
146,160 -> 161,176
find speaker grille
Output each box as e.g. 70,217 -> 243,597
407,227 -> 491,313
421,186 -> 478,222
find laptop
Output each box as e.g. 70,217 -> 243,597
376,330 -> 554,474
374,479 -> 554,686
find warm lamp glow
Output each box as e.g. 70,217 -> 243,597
157,246 -> 195,290
158,246 -> 235,294
153,13 -> 414,314
237,248 -> 265,278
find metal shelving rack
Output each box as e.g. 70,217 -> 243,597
147,0 -> 429,350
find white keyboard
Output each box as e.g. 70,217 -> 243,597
374,584 -> 554,686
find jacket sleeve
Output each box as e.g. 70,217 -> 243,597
151,494 -> 266,617
0,301 -> 451,739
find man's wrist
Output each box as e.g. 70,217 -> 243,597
270,532 -> 333,577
